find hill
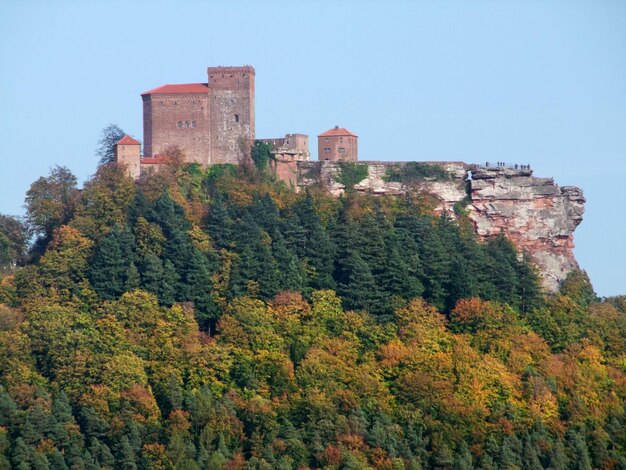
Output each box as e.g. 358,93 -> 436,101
0,163 -> 624,469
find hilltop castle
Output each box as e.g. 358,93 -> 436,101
114,65 -> 358,180
112,65 -> 584,292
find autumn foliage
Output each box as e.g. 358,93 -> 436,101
0,164 -> 624,468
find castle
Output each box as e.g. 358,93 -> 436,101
112,66 -> 585,292
114,65 -> 358,180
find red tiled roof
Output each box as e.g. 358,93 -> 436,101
141,155 -> 170,164
116,135 -> 141,145
318,126 -> 357,137
141,83 -> 209,95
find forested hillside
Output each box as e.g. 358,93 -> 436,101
0,162 -> 624,469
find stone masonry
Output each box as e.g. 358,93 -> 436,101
141,66 -> 255,165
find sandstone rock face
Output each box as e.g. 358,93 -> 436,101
294,161 -> 585,292
468,167 -> 585,292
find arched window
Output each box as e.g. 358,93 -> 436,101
235,114 -> 239,123
185,121 -> 190,128
177,121 -> 182,128
191,121 -> 196,128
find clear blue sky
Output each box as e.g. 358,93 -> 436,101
1,1 -> 624,296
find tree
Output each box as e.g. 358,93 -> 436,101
0,215 -> 27,270
25,166 -> 78,240
72,164 -> 136,239
88,225 -> 137,299
291,193 -> 335,291
559,270 -> 597,308
96,123 -> 127,165
251,141 -> 272,171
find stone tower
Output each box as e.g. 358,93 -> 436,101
318,126 -> 358,161
141,66 -> 255,165
113,135 -> 141,180
207,66 -> 255,164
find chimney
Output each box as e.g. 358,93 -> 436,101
335,125 -> 339,129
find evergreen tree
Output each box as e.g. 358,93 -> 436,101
453,441 -> 473,470
206,191 -> 233,249
273,234 -> 304,292
89,225 -> 136,299
566,430 -> 592,470
522,433 -> 543,470
292,193 -> 335,290
548,436 -> 569,470
485,234 -> 521,308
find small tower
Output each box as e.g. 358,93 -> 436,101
114,135 -> 141,180
318,126 -> 358,161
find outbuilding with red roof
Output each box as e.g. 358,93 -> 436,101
318,126 -> 358,162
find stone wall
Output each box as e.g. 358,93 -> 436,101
207,67 -> 255,164
142,93 -> 211,164
141,66 -> 254,165
294,160 -> 585,292
114,143 -> 141,181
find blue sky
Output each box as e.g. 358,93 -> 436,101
1,1 -> 624,296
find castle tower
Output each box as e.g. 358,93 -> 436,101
114,135 -> 141,180
140,65 -> 255,165
318,126 -> 358,161
207,66 -> 255,164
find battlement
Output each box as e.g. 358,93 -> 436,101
208,66 -> 255,90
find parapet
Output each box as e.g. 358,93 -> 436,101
207,66 -> 255,90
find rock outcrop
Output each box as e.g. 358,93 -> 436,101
293,160 -> 585,292
468,166 -> 585,292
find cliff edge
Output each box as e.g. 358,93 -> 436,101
293,161 -> 585,292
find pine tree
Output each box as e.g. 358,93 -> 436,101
206,191 -> 233,249
566,430 -> 592,470
272,234 -> 304,292
206,450 -> 226,470
521,433 -> 543,470
453,441 -> 473,470
89,225 -> 137,299
485,234 -> 521,308
548,437 -> 569,470
116,436 -> 137,470
293,193 -> 335,290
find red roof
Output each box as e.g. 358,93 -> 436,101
318,126 -> 357,137
141,83 -> 209,95
116,135 -> 141,145
141,155 -> 170,164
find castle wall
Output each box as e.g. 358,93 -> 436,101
284,134 -> 309,156
207,66 -> 255,164
272,156 -> 300,188
142,93 -> 210,164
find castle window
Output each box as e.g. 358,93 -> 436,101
235,114 -> 239,123
185,121 -> 190,128
338,147 -> 346,154
177,121 -> 182,128
191,121 -> 196,128
339,137 -> 343,142
324,148 -> 331,154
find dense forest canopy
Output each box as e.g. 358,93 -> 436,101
0,161 -> 624,469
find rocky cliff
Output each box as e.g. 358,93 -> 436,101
293,161 -> 585,292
